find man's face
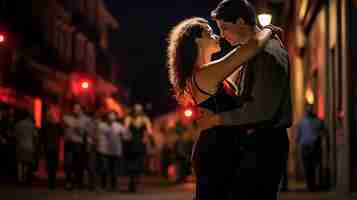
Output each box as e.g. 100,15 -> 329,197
215,19 -> 249,45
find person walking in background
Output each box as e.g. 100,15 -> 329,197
14,111 -> 37,185
124,104 -> 152,193
107,111 -> 130,191
77,106 -> 93,189
95,112 -> 112,191
62,103 -> 86,190
42,108 -> 61,190
83,110 -> 97,191
296,105 -> 325,191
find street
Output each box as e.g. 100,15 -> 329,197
0,177 -> 335,200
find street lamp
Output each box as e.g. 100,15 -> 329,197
258,13 -> 272,27
305,88 -> 314,105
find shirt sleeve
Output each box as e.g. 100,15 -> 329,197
220,52 -> 289,126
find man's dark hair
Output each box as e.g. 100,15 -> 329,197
211,0 -> 257,26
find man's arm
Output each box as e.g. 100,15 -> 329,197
220,52 -> 289,126
119,124 -> 131,140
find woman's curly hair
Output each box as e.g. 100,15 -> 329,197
167,17 -> 209,106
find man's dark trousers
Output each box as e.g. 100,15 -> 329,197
193,126 -> 289,200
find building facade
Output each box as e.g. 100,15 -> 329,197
0,0 -> 125,122
286,0 -> 357,198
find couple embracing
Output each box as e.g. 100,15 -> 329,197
166,0 -> 292,199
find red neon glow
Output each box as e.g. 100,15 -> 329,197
81,81 -> 89,89
34,98 -> 42,128
0,34 -> 4,43
184,109 -> 193,118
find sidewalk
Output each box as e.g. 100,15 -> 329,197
0,160 -> 336,200
0,184 -> 337,200
0,176 -> 336,200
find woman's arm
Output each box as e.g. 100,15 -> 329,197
144,117 -> 153,135
124,117 -> 131,129
195,27 -> 274,94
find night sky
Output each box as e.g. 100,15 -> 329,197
104,0 -> 223,116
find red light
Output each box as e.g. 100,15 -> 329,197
0,34 -> 4,43
81,81 -> 89,89
184,109 -> 193,118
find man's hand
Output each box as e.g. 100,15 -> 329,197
263,24 -> 285,47
196,108 -> 222,131
264,24 -> 283,36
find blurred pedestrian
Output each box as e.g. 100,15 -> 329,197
14,111 -> 37,185
95,112 -> 112,190
124,104 -> 152,193
106,111 -> 130,191
62,103 -> 86,190
296,105 -> 325,191
42,108 -> 61,190
83,110 -> 97,191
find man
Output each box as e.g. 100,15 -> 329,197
204,0 -> 292,199
62,104 -> 86,190
107,112 -> 130,191
14,111 -> 37,185
296,105 -> 324,191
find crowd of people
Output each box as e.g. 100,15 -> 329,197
0,102 -> 161,193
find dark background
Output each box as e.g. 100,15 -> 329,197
104,0 -> 224,116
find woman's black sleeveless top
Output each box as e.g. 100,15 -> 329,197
193,77 -> 241,114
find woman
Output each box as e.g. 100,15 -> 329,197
167,17 -> 280,199
124,104 -> 152,193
